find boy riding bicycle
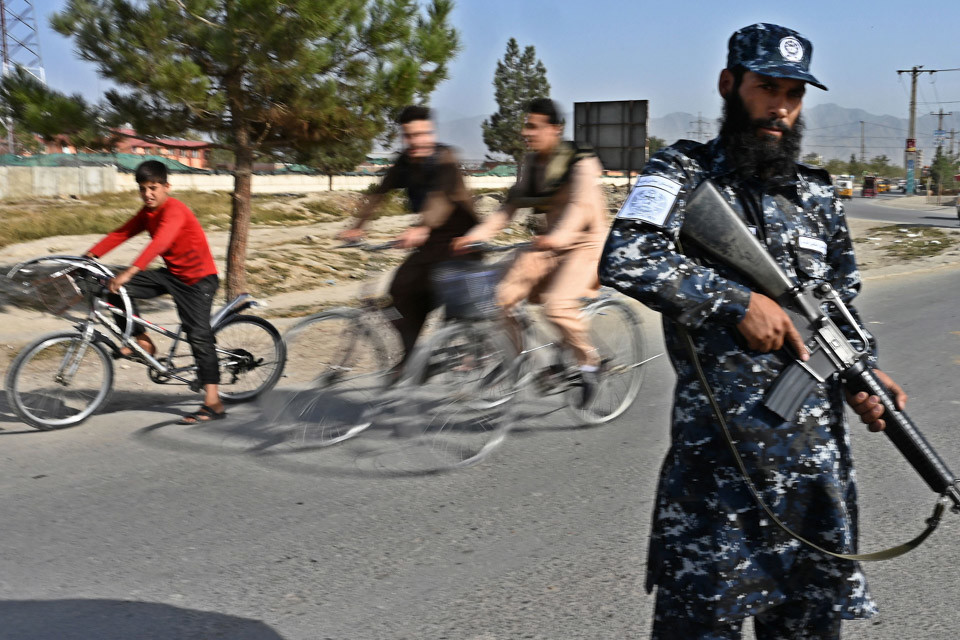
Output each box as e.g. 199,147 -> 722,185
452,99 -> 610,407
84,160 -> 224,424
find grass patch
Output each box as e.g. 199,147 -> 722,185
0,187 -> 401,251
864,225 -> 958,260
250,206 -> 311,225
301,199 -> 348,219
373,191 -> 409,217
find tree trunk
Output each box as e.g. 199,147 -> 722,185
225,139 -> 253,300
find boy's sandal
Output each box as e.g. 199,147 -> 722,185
177,404 -> 227,425
114,346 -> 157,361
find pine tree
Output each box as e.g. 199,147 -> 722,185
848,153 -> 862,177
47,0 -> 460,298
648,136 -> 666,155
482,38 -> 550,165
0,67 -> 111,153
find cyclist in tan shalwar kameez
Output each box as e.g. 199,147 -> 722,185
453,99 -> 610,406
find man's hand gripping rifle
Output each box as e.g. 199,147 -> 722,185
681,180 -> 960,512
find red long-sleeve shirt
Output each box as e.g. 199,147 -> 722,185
88,197 -> 218,285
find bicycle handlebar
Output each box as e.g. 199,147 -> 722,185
7,255 -> 136,341
463,241 -> 532,254
337,240 -> 401,252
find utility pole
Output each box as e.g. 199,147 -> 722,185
930,108 -> 953,152
687,112 -> 710,142
950,129 -> 956,156
0,0 -> 46,155
859,120 -> 865,164
897,65 -> 960,193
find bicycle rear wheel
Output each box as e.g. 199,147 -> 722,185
264,309 -> 392,449
5,330 -> 114,430
215,315 -> 286,403
566,298 -> 649,425
365,321 -> 516,473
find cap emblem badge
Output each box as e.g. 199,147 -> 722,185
778,36 -> 804,62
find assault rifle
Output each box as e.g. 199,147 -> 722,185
680,180 -> 960,511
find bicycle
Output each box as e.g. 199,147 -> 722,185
411,242 -> 658,431
266,240 -> 515,472
268,241 -> 655,472
5,255 -> 286,430
267,241 -> 403,448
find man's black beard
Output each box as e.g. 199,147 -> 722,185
719,90 -> 804,182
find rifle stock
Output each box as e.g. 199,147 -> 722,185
680,181 -> 794,299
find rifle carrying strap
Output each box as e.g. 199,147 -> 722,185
678,326 -> 945,561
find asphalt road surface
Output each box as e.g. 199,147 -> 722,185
1,265 -> 958,639
844,193 -> 959,228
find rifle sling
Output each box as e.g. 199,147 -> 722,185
678,326 -> 945,561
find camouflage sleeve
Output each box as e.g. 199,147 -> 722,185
823,187 -> 879,366
598,151 -> 752,329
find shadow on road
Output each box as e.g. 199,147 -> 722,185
0,598 -> 286,640
0,388 -> 199,435
0,393 -> 38,435
133,386 -> 527,479
920,215 -> 960,225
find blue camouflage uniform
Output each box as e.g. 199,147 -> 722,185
599,135 -> 879,628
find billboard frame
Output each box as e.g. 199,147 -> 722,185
573,99 -> 648,187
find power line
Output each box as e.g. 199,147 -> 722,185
686,112 -> 711,142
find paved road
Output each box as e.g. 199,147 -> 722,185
844,193 -> 959,228
1,266 -> 958,639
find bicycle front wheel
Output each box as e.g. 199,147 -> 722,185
5,330 -> 114,430
369,321 -> 515,473
266,309 -> 391,449
567,298 -> 649,425
215,315 -> 286,403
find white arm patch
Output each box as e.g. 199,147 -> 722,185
798,235 -> 827,255
615,175 -> 683,227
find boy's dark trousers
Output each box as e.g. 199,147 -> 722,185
107,269 -> 220,385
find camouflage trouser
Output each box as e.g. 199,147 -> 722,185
651,586 -> 842,640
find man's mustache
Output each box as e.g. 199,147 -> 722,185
752,117 -> 791,133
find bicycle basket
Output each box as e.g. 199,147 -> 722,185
33,267 -> 83,316
431,261 -> 504,320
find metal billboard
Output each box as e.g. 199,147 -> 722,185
573,100 -> 648,178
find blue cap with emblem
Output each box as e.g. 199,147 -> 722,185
727,23 -> 827,91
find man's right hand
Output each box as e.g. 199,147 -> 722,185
337,227 -> 365,243
450,235 -> 480,255
736,291 -> 809,360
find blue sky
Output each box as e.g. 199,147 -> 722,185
28,0 -> 960,127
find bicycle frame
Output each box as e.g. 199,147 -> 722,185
505,290 -> 661,395
89,293 -> 262,385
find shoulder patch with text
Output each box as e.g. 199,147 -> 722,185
615,175 -> 683,227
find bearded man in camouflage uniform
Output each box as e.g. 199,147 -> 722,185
599,23 -> 908,640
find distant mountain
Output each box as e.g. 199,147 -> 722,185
437,103 -> 960,165
648,103 -> 960,164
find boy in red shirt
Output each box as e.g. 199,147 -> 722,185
85,160 -> 224,424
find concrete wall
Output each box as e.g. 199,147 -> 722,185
114,170 -> 521,194
0,166 -> 118,199
1,166 -> 632,199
